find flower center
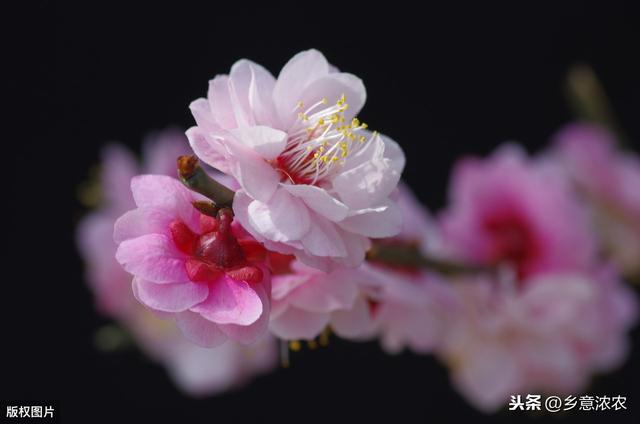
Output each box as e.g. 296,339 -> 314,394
483,212 -> 538,277
170,208 -> 265,283
274,95 -> 375,185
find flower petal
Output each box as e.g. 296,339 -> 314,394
246,188 -> 311,242
218,280 -> 271,344
273,49 -> 330,128
185,126 -> 233,175
175,310 -> 228,348
282,184 -> 349,221
338,199 -> 403,238
299,72 -> 366,122
231,126 -> 287,160
190,276 -> 263,326
288,268 -> 358,313
269,306 -> 330,340
115,233 -> 188,284
208,75 -> 237,129
330,296 -> 377,339
300,212 -> 347,257
333,133 -> 404,209
230,59 -> 277,126
113,207 -> 174,243
132,277 -> 209,312
130,175 -> 202,232
224,139 -> 279,202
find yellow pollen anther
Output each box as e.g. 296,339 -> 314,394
296,100 -> 304,109
289,340 -> 301,351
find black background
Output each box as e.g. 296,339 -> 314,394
9,1 -> 640,423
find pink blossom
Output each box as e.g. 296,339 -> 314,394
551,123 -> 640,275
269,253 -> 376,341
438,270 -> 637,411
114,174 -> 271,348
132,319 -> 278,397
77,132 -> 277,395
187,49 -> 405,271
439,144 -> 597,279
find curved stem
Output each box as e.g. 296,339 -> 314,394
177,155 -> 235,208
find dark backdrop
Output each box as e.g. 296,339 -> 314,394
10,1 -> 640,423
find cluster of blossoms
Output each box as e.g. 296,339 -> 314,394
77,50 -> 639,410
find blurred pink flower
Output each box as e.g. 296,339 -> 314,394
551,123 -> 640,275
77,131 -> 277,395
131,318 -> 277,397
439,144 -> 596,279
187,49 -> 405,271
115,175 -> 271,347
438,270 -> 637,411
268,253 -> 376,341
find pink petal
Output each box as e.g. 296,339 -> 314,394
208,75 -> 237,129
113,208 -> 174,243
282,184 -> 349,221
115,233 -> 189,284
330,296 -> 376,339
300,212 -> 347,257
273,49 -> 330,128
100,144 -> 138,210
231,125 -> 287,160
185,126 -> 233,175
269,306 -> 330,340
288,268 -> 358,313
333,229 -> 371,268
132,277 -> 209,312
175,310 -> 228,348
190,276 -> 263,326
338,199 -> 403,238
218,281 -> 271,344
130,175 -> 202,232
189,98 -> 219,133
299,72 -> 366,122
224,139 -> 279,202
246,188 -> 311,242
230,59 -> 277,126
333,134 -> 404,209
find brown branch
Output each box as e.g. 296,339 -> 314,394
177,155 -> 235,208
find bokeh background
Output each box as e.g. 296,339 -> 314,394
10,1 -> 640,423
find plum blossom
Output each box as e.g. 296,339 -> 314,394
268,253 -> 377,341
437,270 -> 637,411
114,173 -> 271,348
434,143 -> 638,410
550,123 -> 640,276
77,131 -> 277,395
439,144 -> 597,279
187,49 -> 405,271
